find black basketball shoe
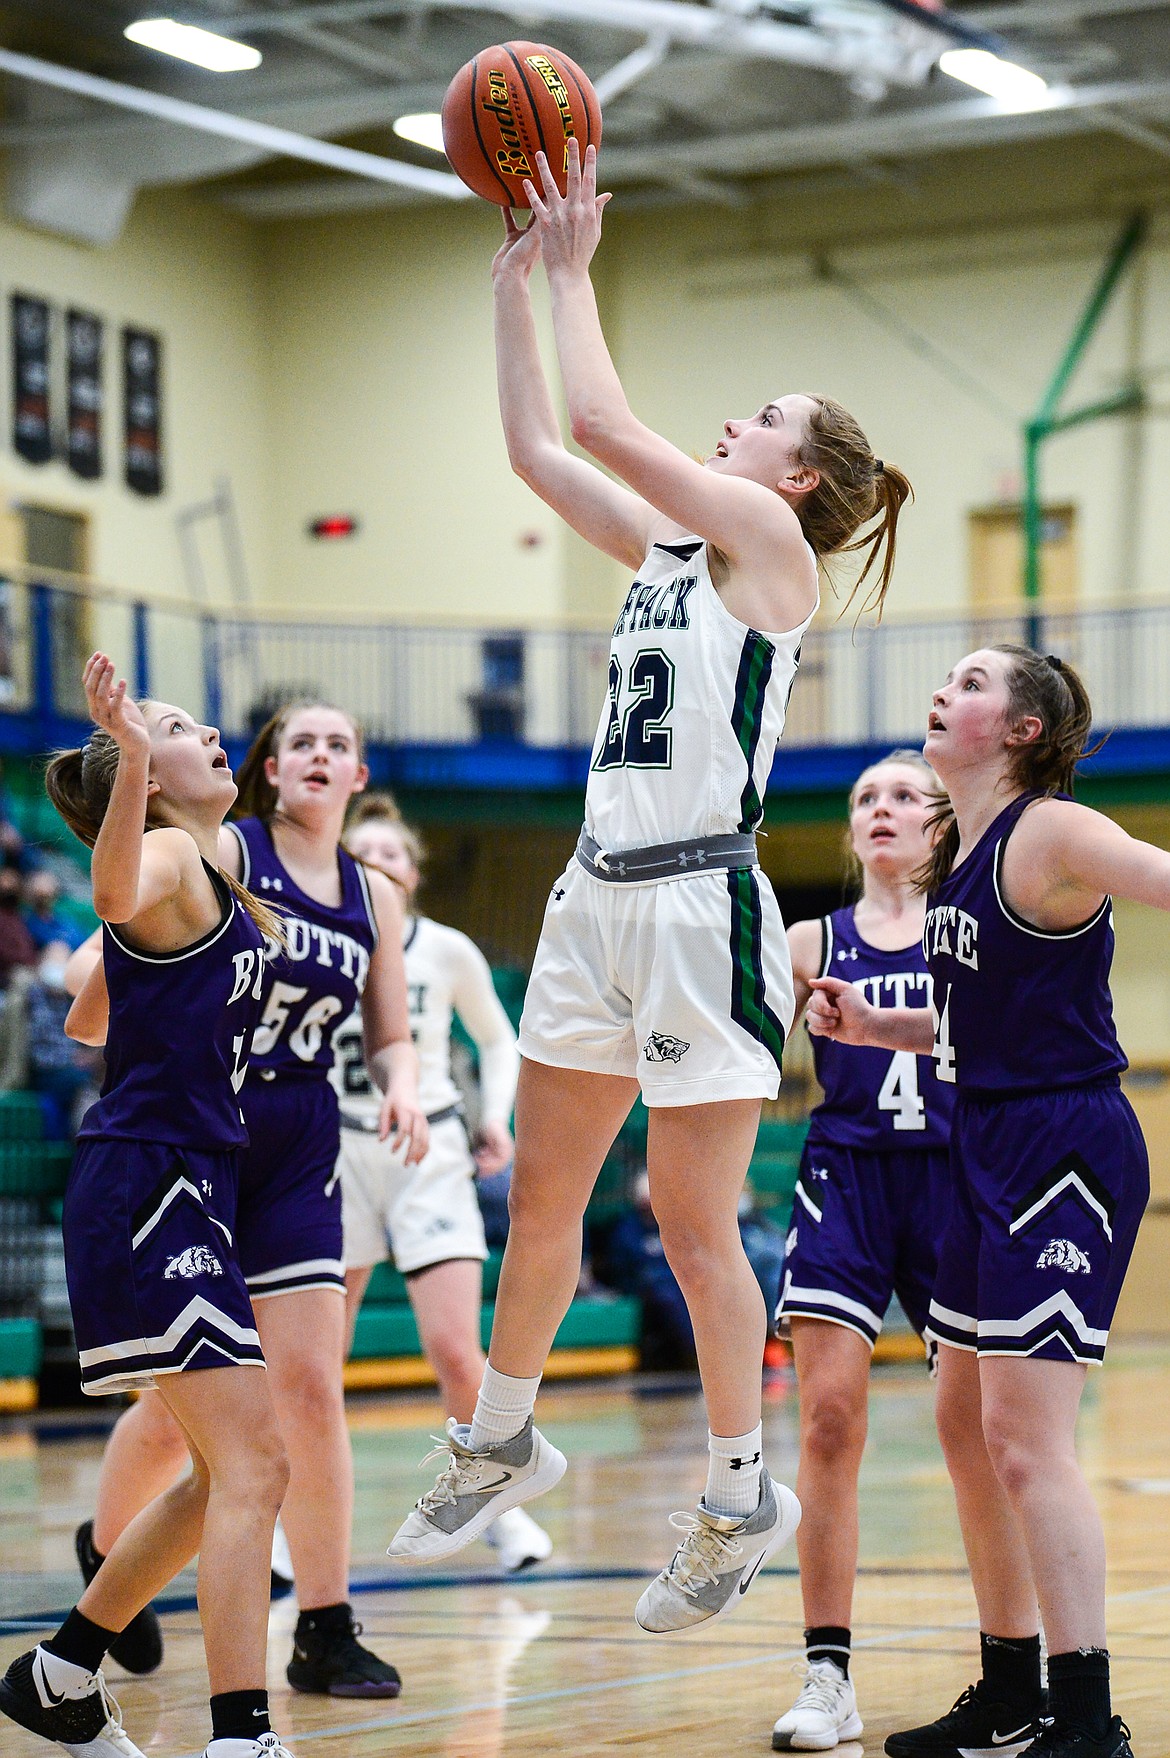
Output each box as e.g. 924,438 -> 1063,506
286,1607 -> 402,1699
0,1645 -> 144,1756
1019,1718 -> 1133,1758
76,1519 -> 164,1676
885,1680 -> 1047,1758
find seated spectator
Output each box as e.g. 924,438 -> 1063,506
25,939 -> 101,1136
0,756 -> 28,872
0,864 -> 38,982
23,869 -> 86,951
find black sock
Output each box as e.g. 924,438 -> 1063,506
210,1689 -> 271,1741
43,1608 -> 117,1675
805,1625 -> 851,1677
295,1602 -> 352,1641
980,1632 -> 1044,1710
1048,1649 -> 1111,1740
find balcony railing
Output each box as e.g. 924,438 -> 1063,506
1,568 -> 1168,780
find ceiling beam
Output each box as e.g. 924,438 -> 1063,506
0,47 -> 469,195
217,72 -> 1170,217
223,0 -> 942,84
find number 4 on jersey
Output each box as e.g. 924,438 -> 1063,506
878,1050 -> 926,1131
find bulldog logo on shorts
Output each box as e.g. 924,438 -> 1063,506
1036,1237 -> 1091,1275
164,1246 -> 224,1280
644,1032 -> 690,1064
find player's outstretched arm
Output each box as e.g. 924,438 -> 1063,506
84,654 -> 189,931
786,917 -> 825,1030
528,143 -> 811,622
493,208 -> 653,569
449,928 -> 519,1174
808,976 -> 933,1053
361,868 -> 428,1163
1006,796 -> 1170,926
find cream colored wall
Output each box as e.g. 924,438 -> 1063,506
256,199 -> 1170,624
4,178 -> 1167,627
0,188 -> 270,605
257,201 -> 570,622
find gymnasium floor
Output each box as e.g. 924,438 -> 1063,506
3,1348 -> 1169,1758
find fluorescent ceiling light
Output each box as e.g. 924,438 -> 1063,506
393,112 -> 446,154
124,18 -> 262,73
939,48 -> 1050,111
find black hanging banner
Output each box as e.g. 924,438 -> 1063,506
66,308 -> 103,481
123,326 -> 163,496
11,293 -> 52,465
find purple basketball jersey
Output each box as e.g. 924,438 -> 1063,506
227,817 -> 378,1081
924,791 -> 1126,1094
79,863 -> 266,1149
807,905 -> 952,1152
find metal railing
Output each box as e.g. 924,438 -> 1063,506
2,567 -> 1169,758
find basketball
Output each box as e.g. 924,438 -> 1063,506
441,42 -> 602,207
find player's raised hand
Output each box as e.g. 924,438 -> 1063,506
523,141 -> 610,277
84,653 -> 149,756
807,976 -> 879,1045
491,207 -> 542,284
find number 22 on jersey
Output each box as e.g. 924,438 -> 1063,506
593,651 -> 676,771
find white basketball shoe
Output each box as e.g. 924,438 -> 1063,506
772,1660 -> 864,1750
484,1506 -> 554,1572
635,1468 -> 801,1634
388,1416 -> 566,1562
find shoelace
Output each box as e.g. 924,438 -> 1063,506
1031,1719 -> 1129,1757
661,1512 -> 743,1599
790,1665 -> 849,1713
415,1421 -> 493,1516
92,1673 -> 135,1755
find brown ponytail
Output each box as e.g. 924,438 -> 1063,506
917,645 -> 1101,894
234,699 -> 365,822
795,397 -> 913,620
45,726 -> 286,946
343,789 -> 427,873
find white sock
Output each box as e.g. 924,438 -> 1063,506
704,1424 -> 763,1519
467,1364 -> 542,1450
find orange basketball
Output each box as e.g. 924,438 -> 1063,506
441,42 -> 602,208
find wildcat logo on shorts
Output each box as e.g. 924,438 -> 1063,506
644,1032 -> 690,1064
164,1246 -> 223,1280
1036,1238 -> 1091,1274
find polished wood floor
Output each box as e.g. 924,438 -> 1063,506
3,1346 -> 1169,1757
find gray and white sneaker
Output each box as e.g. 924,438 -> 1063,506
773,1659 -> 864,1750
388,1416 -> 567,1563
634,1469 -> 801,1634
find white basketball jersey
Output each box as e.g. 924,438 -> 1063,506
330,915 -> 519,1124
585,536 -> 817,851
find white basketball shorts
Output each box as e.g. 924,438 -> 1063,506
338,1115 -> 488,1275
518,859 -> 794,1107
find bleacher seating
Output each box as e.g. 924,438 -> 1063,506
0,1091 -> 72,1409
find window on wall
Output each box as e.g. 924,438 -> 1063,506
968,503 -> 1079,607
